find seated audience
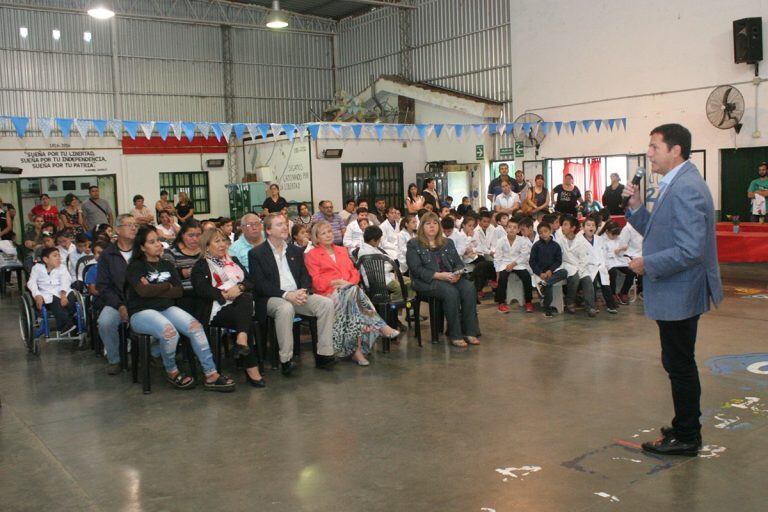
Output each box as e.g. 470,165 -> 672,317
406,212 -> 480,347
343,208 -> 369,253
59,194 -> 85,235
56,230 -> 76,264
228,214 -> 263,272
494,178 -> 521,215
96,214 -> 137,374
130,195 -> 155,226
155,190 -> 176,222
471,212 -> 499,294
291,224 -> 310,250
166,221 -> 204,318
529,222 -> 568,317
294,202 -> 313,227
68,233 -> 92,280
312,200 -> 345,245
522,174 -> 549,216
156,210 -> 180,243
599,220 -> 636,304
29,193 -> 60,227
339,198 -> 356,222
248,214 -> 337,375
456,196 -> 473,217
558,215 -> 597,317
582,216 -> 617,314
579,190 -> 603,216
191,228 -> 264,387
397,213 -> 418,273
218,217 -> 235,242
373,197 -> 388,224
126,226 -> 234,392
305,221 -> 399,366
358,225 -> 410,302
84,240 -> 107,296
379,206 -> 401,258
27,247 -> 77,335
494,218 -> 534,313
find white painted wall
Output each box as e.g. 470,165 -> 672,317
311,137 -> 426,210
510,0 -> 768,210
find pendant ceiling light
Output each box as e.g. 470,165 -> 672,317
266,0 -> 288,29
87,4 -> 115,20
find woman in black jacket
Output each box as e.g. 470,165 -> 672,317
191,228 -> 264,387
405,212 -> 480,347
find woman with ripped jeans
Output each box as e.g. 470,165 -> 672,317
125,226 -> 235,392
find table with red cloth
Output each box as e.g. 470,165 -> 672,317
717,227 -> 768,263
716,222 -> 768,233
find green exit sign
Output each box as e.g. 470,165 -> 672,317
514,141 -> 524,157
499,147 -> 515,157
475,145 -> 485,160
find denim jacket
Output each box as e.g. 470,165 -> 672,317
405,237 -> 465,292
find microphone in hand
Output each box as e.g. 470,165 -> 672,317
622,167 -> 645,209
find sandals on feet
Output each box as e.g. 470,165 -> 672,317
166,372 -> 195,390
204,374 -> 236,392
451,339 -> 468,348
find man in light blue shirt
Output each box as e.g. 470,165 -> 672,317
228,213 -> 263,272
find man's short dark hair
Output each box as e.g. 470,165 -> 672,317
75,233 -> 90,245
375,197 -> 385,203
345,198 -> 356,206
441,216 -> 455,230
363,225 -> 383,243
650,123 -> 691,160
759,162 -> 768,170
160,190 -> 168,197
356,207 -> 368,215
542,213 -> 558,225
480,211 -> 493,220
89,185 -> 99,192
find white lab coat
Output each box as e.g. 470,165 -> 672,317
558,235 -> 592,278
27,263 -> 72,303
600,234 -> 630,269
379,219 -> 400,258
343,220 -> 364,253
494,235 -> 533,274
582,233 -> 610,283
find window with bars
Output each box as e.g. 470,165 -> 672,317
341,163 -> 404,211
159,171 -> 210,214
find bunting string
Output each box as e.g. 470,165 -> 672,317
0,116 -> 628,141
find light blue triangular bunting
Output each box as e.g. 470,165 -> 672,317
473,124 -> 485,137
396,124 -> 407,139
109,119 -> 122,139
182,122 -> 196,141
211,123 -> 223,141
282,124 -> 296,141
155,122 -> 171,141
594,119 -> 602,132
258,124 -> 271,139
568,121 -> 578,134
92,119 -> 108,137
307,124 -> 320,140
233,123 -> 246,141
10,116 -> 29,138
352,124 -> 363,138
522,122 -> 531,135
123,121 -> 139,139
621,118 -> 627,130
581,120 -> 593,132
56,118 -> 73,136
416,124 -> 427,139
433,124 -> 444,138
453,124 -> 463,138
197,122 -> 211,139
540,122 -> 550,135
607,119 -> 616,131
220,123 -> 233,142
554,121 -> 563,134
374,124 -> 385,140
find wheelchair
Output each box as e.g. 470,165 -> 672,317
19,290 -> 89,356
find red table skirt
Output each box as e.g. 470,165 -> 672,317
609,215 -> 627,227
717,231 -> 768,263
716,222 -> 768,233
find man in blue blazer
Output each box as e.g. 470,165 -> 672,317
624,124 -> 723,456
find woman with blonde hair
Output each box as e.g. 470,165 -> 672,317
406,212 -> 480,347
304,221 -> 399,366
191,228 -> 264,387
175,191 -> 194,224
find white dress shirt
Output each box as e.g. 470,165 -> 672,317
472,226 -> 497,258
27,263 -> 72,303
494,191 -> 521,211
267,240 -> 298,295
493,235 -> 533,273
619,223 -> 643,258
379,219 -> 400,257
343,220 -> 364,253
397,230 -> 414,272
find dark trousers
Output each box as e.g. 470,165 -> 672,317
594,275 -> 617,308
470,258 -> 495,292
495,269 -> 532,303
48,292 -> 76,332
566,274 -> 595,309
657,315 -> 701,442
751,214 -> 765,223
210,292 -> 259,368
609,267 -> 636,295
540,269 -> 568,308
420,278 -> 479,340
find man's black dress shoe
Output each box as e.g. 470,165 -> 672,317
642,435 -> 700,456
315,355 -> 337,370
281,361 -> 295,376
660,426 -> 703,447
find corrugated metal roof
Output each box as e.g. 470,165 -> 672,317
233,0 -> 386,20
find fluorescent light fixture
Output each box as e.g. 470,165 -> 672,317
19,27 -> 28,38
266,0 -> 288,29
52,29 -> 60,40
83,31 -> 92,42
87,6 -> 115,20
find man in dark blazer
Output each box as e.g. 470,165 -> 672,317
249,214 -> 336,375
624,123 -> 723,456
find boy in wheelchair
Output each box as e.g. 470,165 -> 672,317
27,247 -> 78,335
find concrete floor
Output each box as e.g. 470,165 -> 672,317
1,264 -> 767,512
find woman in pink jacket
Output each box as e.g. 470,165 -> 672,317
305,221 -> 399,366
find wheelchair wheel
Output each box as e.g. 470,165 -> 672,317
72,290 -> 89,348
18,293 -> 36,355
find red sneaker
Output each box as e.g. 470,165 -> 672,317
489,280 -> 499,289
524,303 -> 534,313
498,303 -> 510,313
619,294 -> 629,305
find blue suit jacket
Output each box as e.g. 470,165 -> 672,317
628,161 -> 723,321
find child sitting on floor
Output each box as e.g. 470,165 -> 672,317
27,246 -> 77,335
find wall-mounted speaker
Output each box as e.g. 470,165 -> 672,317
734,17 -> 763,64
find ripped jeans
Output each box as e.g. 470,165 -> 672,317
129,306 -> 217,376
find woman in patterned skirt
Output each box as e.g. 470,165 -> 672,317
304,221 -> 399,366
